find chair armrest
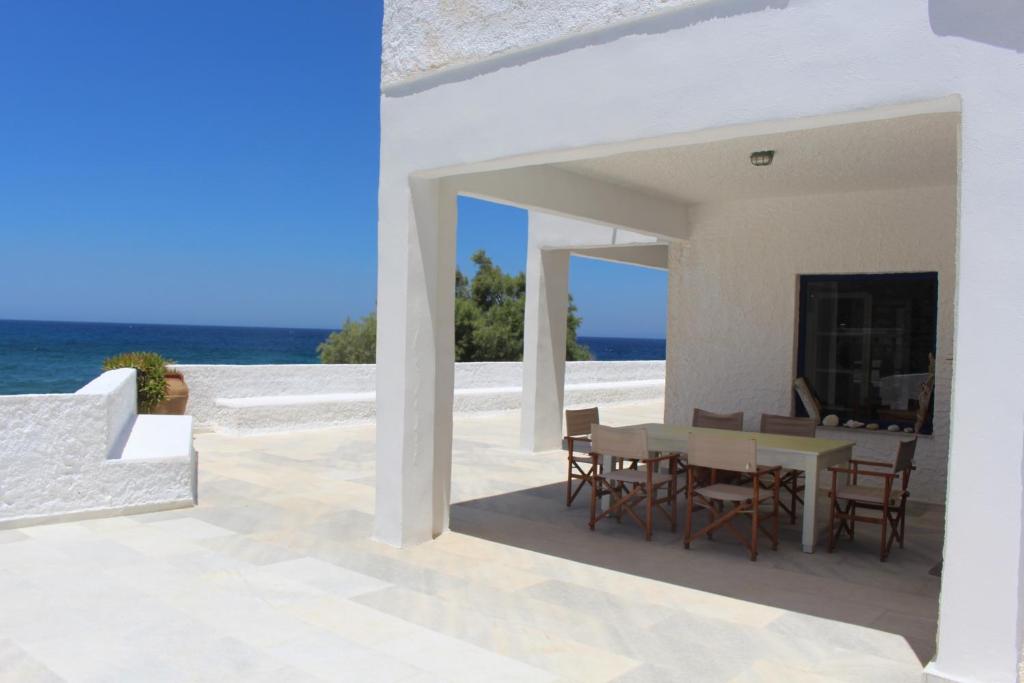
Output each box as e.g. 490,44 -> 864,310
849,458 -> 892,469
828,466 -> 897,480
640,453 -> 680,465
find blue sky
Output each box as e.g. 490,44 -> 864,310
0,2 -> 666,339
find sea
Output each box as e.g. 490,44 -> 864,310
0,319 -> 666,395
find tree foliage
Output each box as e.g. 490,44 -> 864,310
317,312 -> 377,364
319,249 -> 591,363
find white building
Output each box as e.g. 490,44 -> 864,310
374,2 -> 1024,681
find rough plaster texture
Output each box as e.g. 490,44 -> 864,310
664,186 -> 955,505
0,369 -> 194,527
176,361 -> 665,435
377,1 -> 1024,677
382,0 -> 695,86
172,364 -> 377,431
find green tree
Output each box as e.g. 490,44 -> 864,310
319,249 -> 591,363
317,312 -> 377,363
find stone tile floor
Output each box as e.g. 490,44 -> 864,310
0,400 -> 940,681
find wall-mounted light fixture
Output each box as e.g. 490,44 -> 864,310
750,150 -> 775,167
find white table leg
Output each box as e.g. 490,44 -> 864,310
801,464 -> 819,553
600,454 -> 613,511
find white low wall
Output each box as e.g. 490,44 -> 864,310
174,361 -> 665,435
0,369 -> 196,528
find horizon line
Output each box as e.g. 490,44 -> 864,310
0,318 -> 667,341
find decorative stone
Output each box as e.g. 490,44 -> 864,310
843,419 -> 865,429
888,424 -> 901,432
822,414 -> 840,427
904,427 -> 915,433
866,423 -> 880,430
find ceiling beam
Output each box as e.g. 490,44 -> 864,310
567,244 -> 668,270
445,166 -> 689,240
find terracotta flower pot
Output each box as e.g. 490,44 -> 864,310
153,372 -> 189,415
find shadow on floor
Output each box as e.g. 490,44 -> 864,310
451,480 -> 943,663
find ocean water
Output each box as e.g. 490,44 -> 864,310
578,336 -> 665,362
0,320 -> 665,395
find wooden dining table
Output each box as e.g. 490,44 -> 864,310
619,423 -> 856,553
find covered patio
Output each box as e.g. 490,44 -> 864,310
376,93 -> 971,676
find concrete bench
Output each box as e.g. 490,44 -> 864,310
120,415 -> 194,461
211,378 -> 665,435
214,391 -> 377,434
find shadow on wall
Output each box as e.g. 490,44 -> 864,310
385,0 -> 790,97
930,0 -> 1024,52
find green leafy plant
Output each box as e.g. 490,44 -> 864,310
317,313 -> 377,364
102,352 -> 171,413
319,249 -> 592,364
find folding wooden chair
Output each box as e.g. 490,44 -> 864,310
589,424 -> 678,541
827,438 -> 917,561
565,407 -> 600,507
759,414 -> 817,524
692,408 -> 744,431
690,408 -> 745,486
684,432 -> 781,561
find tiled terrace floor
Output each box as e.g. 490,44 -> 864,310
0,401 -> 941,681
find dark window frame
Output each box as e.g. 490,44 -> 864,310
796,271 -> 938,434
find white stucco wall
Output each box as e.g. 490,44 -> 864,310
665,185 -> 955,504
0,369 -> 195,527
382,0 -> 698,86
175,361 -> 665,435
171,363 -> 377,430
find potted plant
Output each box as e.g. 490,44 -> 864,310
101,352 -> 189,415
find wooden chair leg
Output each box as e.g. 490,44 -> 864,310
588,472 -> 599,530
879,504 -> 889,562
684,468 -> 694,549
645,484 -> 654,541
751,492 -> 759,562
789,474 -> 799,525
827,471 -> 838,553
772,472 -> 780,551
707,500 -> 718,540
566,456 -> 573,506
886,511 -> 900,557
670,460 -> 678,533
899,503 -> 907,548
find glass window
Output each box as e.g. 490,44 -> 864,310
797,273 -> 938,433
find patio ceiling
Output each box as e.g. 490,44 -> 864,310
553,112 -> 959,204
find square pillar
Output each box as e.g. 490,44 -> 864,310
374,176 -> 457,546
925,105 -> 1024,682
520,221 -> 570,452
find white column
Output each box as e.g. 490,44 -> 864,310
374,176 -> 457,547
925,106 -> 1024,682
663,242 -> 685,426
520,217 -> 570,452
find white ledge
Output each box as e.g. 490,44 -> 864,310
118,415 -> 194,461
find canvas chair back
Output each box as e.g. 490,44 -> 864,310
893,438 -> 917,475
692,408 -> 744,431
591,424 -> 648,461
760,413 -> 817,437
688,432 -> 758,474
565,407 -> 600,438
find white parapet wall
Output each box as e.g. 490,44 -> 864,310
0,369 -> 196,528
173,360 -> 665,435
